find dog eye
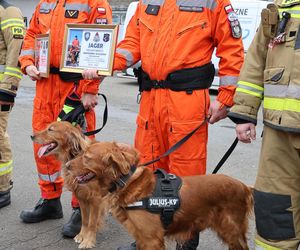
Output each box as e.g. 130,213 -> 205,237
48,127 -> 54,132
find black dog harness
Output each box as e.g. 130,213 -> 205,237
126,169 -> 182,228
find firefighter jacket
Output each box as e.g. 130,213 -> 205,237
114,0 -> 244,106
229,0 -> 300,133
19,0 -> 112,95
0,2 -> 24,103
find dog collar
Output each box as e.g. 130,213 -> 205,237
109,165 -> 137,193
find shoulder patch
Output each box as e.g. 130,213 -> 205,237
97,7 -> 106,14
224,4 -> 234,14
65,10 -> 79,18
12,26 -> 24,39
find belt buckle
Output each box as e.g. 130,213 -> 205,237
153,80 -> 161,89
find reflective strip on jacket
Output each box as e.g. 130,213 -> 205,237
229,0 -> 300,132
0,4 -> 24,98
114,0 -> 244,106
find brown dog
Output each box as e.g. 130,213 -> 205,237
67,141 -> 253,250
32,121 -> 109,249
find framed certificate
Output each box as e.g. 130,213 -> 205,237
60,24 -> 119,76
35,34 -> 51,78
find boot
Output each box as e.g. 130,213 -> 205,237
117,241 -> 136,250
176,233 -> 199,250
20,197 -> 63,223
62,207 -> 82,238
0,190 -> 11,209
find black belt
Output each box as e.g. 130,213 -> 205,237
50,67 -> 83,82
137,63 -> 215,92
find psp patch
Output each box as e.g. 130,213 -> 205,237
145,4 -> 160,15
12,27 -> 24,39
65,10 -> 79,18
94,18 -> 107,24
227,11 -> 242,39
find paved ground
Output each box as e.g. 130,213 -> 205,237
0,76 -> 263,250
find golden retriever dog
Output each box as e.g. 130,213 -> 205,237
67,141 -> 253,250
31,121 -> 109,249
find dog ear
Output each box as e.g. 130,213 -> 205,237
102,144 -> 131,176
117,143 -> 140,166
67,130 -> 86,157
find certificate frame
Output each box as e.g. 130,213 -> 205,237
60,24 -> 119,76
35,33 -> 51,78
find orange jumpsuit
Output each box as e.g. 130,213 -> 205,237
19,0 -> 112,207
114,0 -> 243,176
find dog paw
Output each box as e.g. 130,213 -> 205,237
74,234 -> 84,244
78,240 -> 96,249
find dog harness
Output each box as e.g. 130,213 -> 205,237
126,169 -> 182,228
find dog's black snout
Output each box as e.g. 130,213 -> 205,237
31,135 -> 35,141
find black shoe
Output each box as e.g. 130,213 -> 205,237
117,241 -> 136,250
0,190 -> 11,209
20,197 -> 63,223
62,207 -> 82,238
176,233 -> 199,250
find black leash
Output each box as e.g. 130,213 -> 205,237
84,93 -> 108,136
211,137 -> 238,174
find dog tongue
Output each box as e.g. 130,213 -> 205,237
37,144 -> 52,158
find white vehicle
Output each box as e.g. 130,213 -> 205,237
118,0 -> 271,88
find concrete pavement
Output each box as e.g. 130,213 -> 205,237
0,76 -> 263,249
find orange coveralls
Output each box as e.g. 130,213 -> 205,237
19,0 -> 112,207
114,0 -> 243,176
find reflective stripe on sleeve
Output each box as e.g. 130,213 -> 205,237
1,18 -> 25,30
254,239 -> 281,250
264,97 -> 300,112
4,67 -> 22,79
64,3 -> 91,13
0,65 -> 6,73
20,49 -> 35,57
219,76 -> 238,86
38,171 -> 61,183
116,48 -> 134,67
0,160 -> 13,176
236,81 -> 264,98
40,2 -> 57,11
279,7 -> 300,18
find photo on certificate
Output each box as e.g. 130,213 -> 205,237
35,34 -> 51,78
60,24 -> 118,76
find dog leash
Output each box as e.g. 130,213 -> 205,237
211,137 -> 238,174
142,117 -> 239,174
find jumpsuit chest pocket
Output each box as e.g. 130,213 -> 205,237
139,17 -> 155,58
172,18 -> 210,63
38,13 -> 52,33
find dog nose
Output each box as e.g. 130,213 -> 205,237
30,135 -> 35,141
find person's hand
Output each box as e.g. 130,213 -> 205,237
236,123 -> 256,143
208,100 -> 228,124
81,93 -> 98,110
82,69 -> 104,81
25,65 -> 41,81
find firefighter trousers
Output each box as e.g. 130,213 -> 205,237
254,126 -> 300,250
0,105 -> 13,192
